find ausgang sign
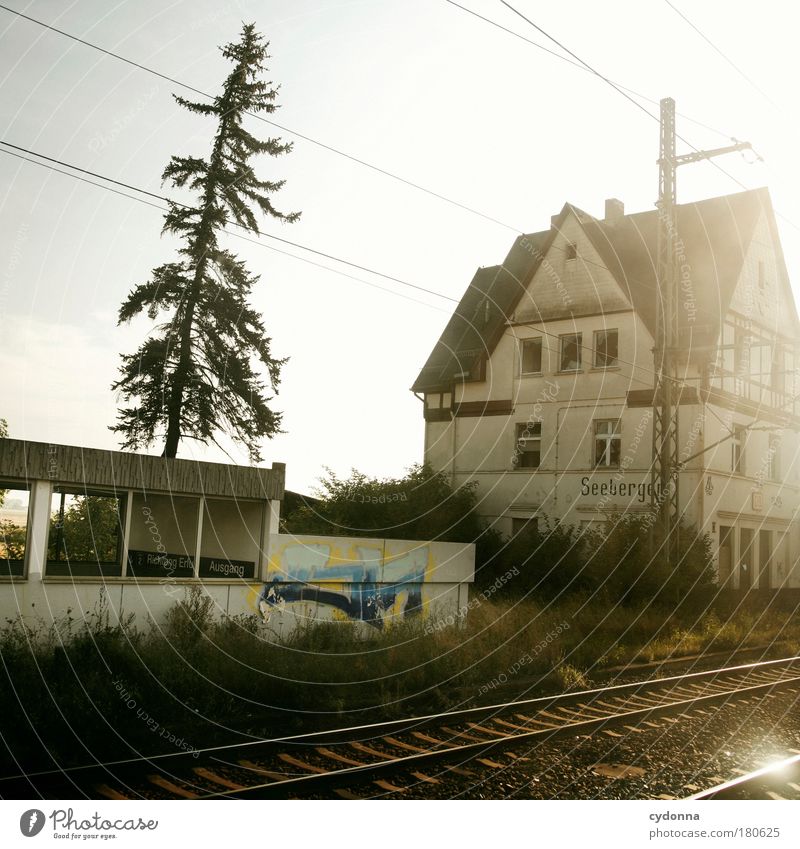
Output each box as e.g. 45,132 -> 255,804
199,557 -> 256,579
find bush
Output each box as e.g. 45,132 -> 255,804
480,513 -> 715,610
285,463 -> 499,548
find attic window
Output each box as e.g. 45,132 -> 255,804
565,242 -> 577,261
758,261 -> 765,292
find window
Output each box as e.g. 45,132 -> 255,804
127,492 -> 198,578
47,489 -> 125,576
521,338 -> 542,374
768,434 -> 780,480
0,483 -> 30,577
731,426 -> 746,474
514,422 -> 542,469
200,498 -> 262,579
594,420 -> 621,467
565,242 -> 577,260
758,261 -> 765,292
512,516 -> 538,536
594,329 -> 618,368
559,333 -> 582,371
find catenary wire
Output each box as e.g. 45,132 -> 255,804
0,1 -> 522,234
663,0 -> 779,109
444,1 -> 731,139
0,140 -> 459,304
0,147 -> 454,314
2,140 -> 777,401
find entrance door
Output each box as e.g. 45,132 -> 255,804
759,529 -> 772,590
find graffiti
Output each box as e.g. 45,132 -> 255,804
258,541 -> 431,628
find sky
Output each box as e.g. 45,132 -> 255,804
1,0 -> 800,494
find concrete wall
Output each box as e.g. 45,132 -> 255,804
0,532 -> 476,638
258,535 -> 474,634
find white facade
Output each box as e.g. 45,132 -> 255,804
415,190 -> 800,591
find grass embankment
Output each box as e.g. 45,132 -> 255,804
1,589 -> 798,773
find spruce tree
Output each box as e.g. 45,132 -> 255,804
111,24 -> 298,461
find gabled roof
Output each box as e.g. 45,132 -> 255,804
412,188 -> 793,393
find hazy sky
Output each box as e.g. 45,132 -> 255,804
2,0 -> 799,493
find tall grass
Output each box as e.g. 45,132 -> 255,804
1,588 -> 797,772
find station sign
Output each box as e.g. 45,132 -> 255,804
127,549 -> 194,578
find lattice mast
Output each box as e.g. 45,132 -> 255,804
650,97 -> 752,571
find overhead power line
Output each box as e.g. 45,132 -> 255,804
1,140 -> 703,395
444,1 -> 731,139
0,146 -> 458,317
0,2 -> 521,234
495,0 -> 767,200
0,138 -> 666,310
663,0 -> 779,109
0,139 -> 458,304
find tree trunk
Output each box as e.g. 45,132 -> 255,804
161,107 -> 233,458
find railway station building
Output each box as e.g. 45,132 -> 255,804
413,188 -> 800,592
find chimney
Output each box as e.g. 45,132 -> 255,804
604,198 -> 624,221
550,213 -> 560,230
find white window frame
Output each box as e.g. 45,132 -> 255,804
594,419 -> 621,468
514,421 -> 542,469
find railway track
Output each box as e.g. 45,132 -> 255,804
688,753 -> 800,800
4,655 -> 799,800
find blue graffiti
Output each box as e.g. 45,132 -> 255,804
258,577 -> 422,628
259,544 -> 428,628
